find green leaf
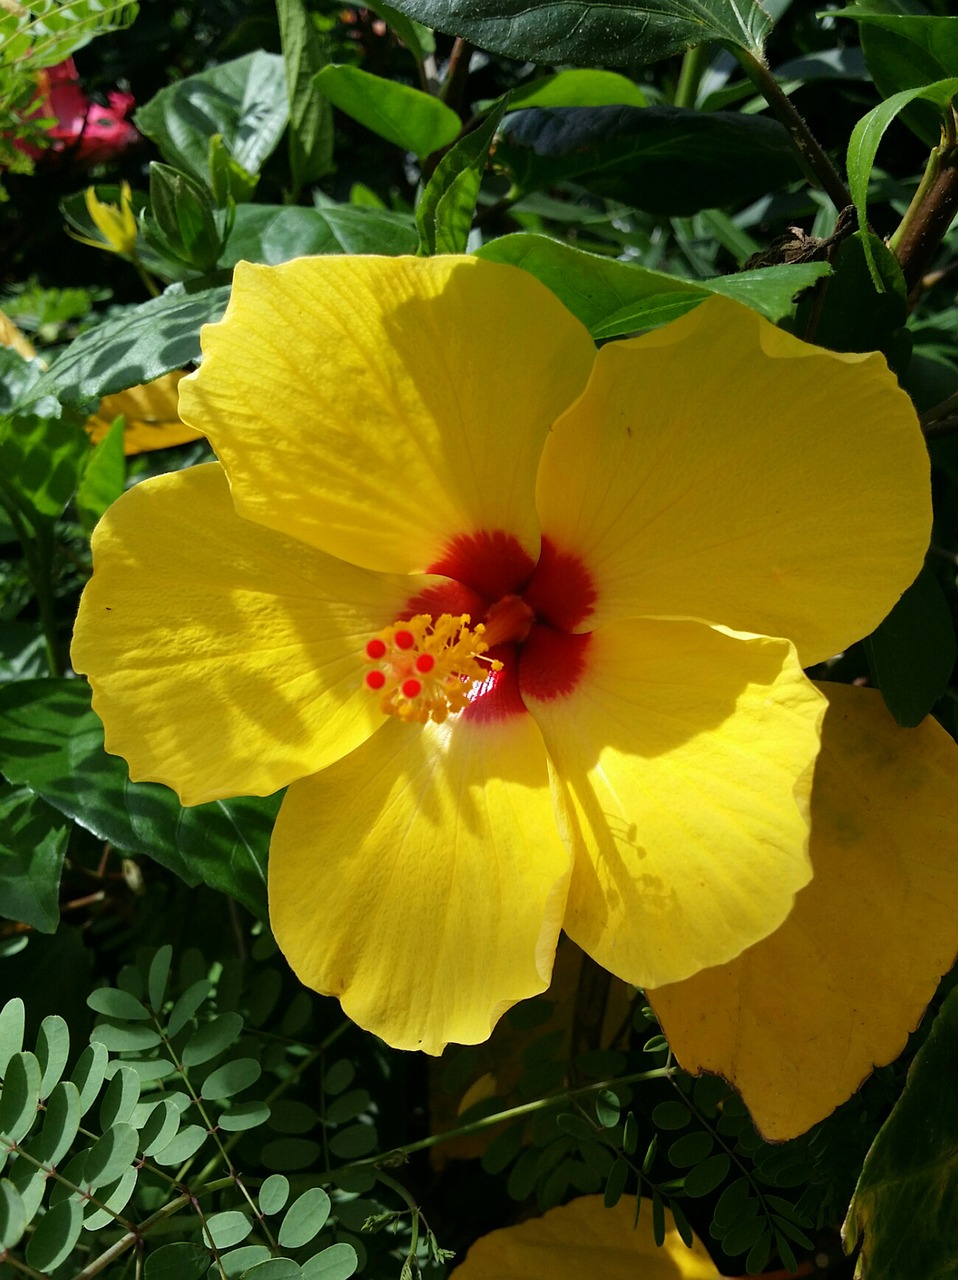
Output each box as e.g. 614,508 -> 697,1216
0,1052 -> 41,1144
0,1180 -> 26,1250
144,1241 -> 211,1280
260,1174 -> 290,1216
837,6 -> 958,145
220,1246 -> 272,1276
99,1065 -> 141,1129
497,105 -> 799,215
147,163 -> 224,272
148,945 -> 173,1013
278,0 -> 335,189
139,1099 -> 181,1157
135,52 -> 289,185
88,988 -> 152,1021
82,1122 -> 138,1188
167,980 -> 212,1038
745,1230 -> 772,1274
25,285 -> 231,410
222,203 -> 417,266
182,1013 -> 244,1068
0,680 -> 275,920
723,1214 -> 767,1255
244,1261 -> 301,1280
505,69 -> 647,110
25,1196 -> 83,1271
604,1157 -> 629,1208
0,786 -> 68,934
0,1000 -> 24,1076
313,64 -> 461,158
279,1187 -> 331,1247
712,1176 -> 753,1232
32,1081 -> 81,1168
151,1124 -> 208,1167
382,0 -> 772,64
668,1130 -> 714,1167
71,1042 -> 109,1117
200,1057 -> 261,1101
846,76 -> 958,287
795,231 -> 906,357
1,0 -> 138,71
652,1101 -> 692,1131
684,1153 -> 732,1198
328,1124 -> 377,1159
205,1211 -> 253,1249
89,1021 -> 162,1053
0,410 -> 89,519
76,414 -> 125,536
417,102 -> 504,255
864,563 -> 956,726
218,1100 -> 271,1131
35,1015 -> 69,1100
301,1244 -> 359,1280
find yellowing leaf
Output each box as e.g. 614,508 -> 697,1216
649,683 -> 958,1140
450,1195 -> 721,1279
86,371 -> 203,454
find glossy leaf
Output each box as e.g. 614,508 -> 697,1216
313,64 -> 460,158
278,0 -> 334,190
497,106 -> 799,215
0,410 -> 89,519
135,53 -> 289,184
417,102 -> 505,255
505,69 -> 647,110
221,202 -> 416,266
382,0 -> 771,65
24,285 -> 230,411
844,986 -> 958,1279
0,680 -> 275,920
0,786 -> 68,934
76,414 -> 125,534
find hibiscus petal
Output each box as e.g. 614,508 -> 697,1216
648,682 -> 958,1141
269,709 -> 571,1054
525,619 -> 823,987
86,371 -> 203,454
535,295 -> 930,665
179,255 -> 595,574
71,463 -> 431,804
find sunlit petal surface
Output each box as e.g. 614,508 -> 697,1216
526,620 -> 823,987
269,705 -> 570,1054
72,464 -> 437,804
450,1195 -> 721,1279
535,295 -> 930,665
178,254 -> 595,574
649,683 -> 958,1140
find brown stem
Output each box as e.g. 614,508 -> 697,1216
440,37 -> 473,114
892,155 -> 958,295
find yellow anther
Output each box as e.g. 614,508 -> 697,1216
363,613 -> 503,724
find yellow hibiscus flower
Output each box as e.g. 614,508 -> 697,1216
70,255 -> 930,1054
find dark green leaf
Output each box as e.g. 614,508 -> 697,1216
417,102 -> 505,255
594,1089 -> 620,1128
262,1138 -> 322,1172
167,980 -> 212,1038
278,0 -> 335,189
324,1089 -> 371,1126
144,1241 -> 211,1280
34,1016 -> 69,1101
497,105 -> 799,215
139,1099 -> 181,1157
182,1013 -> 244,1067
328,1124 -> 378,1159
0,1052 -> 41,1144
222,203 -> 416,267
555,1113 -> 595,1142
668,1130 -> 714,1167
0,786 -> 68,934
745,1229 -> 772,1274
24,285 -> 231,411
99,1066 -> 141,1129
864,563 -> 956,726
684,1153 -> 731,1197
313,64 -> 460,158
0,410 -> 89,519
651,1190 -> 666,1247
32,1081 -> 81,1168
0,680 -> 274,919
279,1188 -> 331,1247
382,0 -> 772,64
148,163 -> 224,272
604,1157 -> 629,1208
652,1101 -> 692,1131
148,945 -> 173,1013
796,231 -> 906,356
135,53 -> 289,184
844,985 -> 958,1278
724,1214 -> 767,1256
25,1197 -> 83,1271
0,1180 -> 26,1250
712,1176 -> 753,1232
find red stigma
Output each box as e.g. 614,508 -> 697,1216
415,653 -> 435,674
366,638 -> 387,660
402,678 -> 422,699
394,630 -> 415,650
365,670 -> 386,691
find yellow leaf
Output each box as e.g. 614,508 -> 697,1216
86,371 -> 203,455
649,683 -> 958,1140
450,1195 -> 721,1279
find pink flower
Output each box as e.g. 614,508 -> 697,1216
16,58 -> 139,166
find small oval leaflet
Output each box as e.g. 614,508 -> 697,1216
301,1244 -> 359,1280
144,1241 -> 210,1280
87,988 -> 152,1021
99,1065 -> 141,1129
0,1051 -> 41,1145
148,944 -> 173,1012
152,1124 -> 208,1167
182,1012 -> 244,1068
684,1152 -> 731,1198
139,1098 -> 181,1157
36,1015 -> 70,1100
259,1173 -> 290,1216
33,1080 -> 81,1168
219,1100 -> 271,1132
204,1210 -> 253,1249
200,1056 -> 261,1101
25,1197 -> 83,1271
71,1042 -> 109,1117
82,1121 -> 139,1189
0,1000 -> 25,1077
0,1179 -> 27,1250
166,979 -> 212,1038
278,1187 -> 331,1248
668,1129 -> 714,1168
652,1101 -> 691,1131
84,1164 -> 138,1229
